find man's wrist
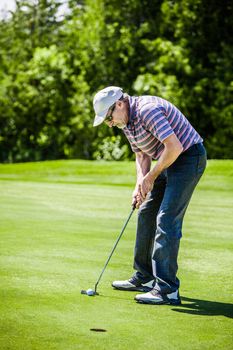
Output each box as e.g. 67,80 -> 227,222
148,166 -> 161,181
148,170 -> 157,181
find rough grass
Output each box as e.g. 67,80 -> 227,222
0,160 -> 232,350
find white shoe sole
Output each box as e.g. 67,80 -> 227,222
112,280 -> 154,292
135,290 -> 181,305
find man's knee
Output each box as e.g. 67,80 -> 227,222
157,210 -> 182,239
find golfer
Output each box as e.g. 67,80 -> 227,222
93,86 -> 207,305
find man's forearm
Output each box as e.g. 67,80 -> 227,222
149,138 -> 183,181
132,152 -> 152,207
135,152 -> 152,186
150,149 -> 178,180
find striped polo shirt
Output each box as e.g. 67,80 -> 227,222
123,95 -> 203,160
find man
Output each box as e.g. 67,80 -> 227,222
93,86 -> 207,305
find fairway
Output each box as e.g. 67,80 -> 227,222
0,160 -> 232,350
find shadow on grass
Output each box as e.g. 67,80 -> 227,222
172,296 -> 233,318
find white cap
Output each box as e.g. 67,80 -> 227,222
93,86 -> 123,126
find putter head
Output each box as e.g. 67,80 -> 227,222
81,289 -> 99,296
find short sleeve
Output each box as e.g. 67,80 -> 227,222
141,104 -> 174,142
130,143 -> 141,153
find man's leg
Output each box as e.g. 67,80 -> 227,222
153,144 -> 207,294
112,173 -> 166,291
133,173 -> 166,283
135,143 -> 207,303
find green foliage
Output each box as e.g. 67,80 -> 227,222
93,135 -> 130,161
0,0 -> 232,162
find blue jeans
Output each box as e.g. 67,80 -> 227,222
133,143 -> 207,294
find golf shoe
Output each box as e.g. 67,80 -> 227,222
112,277 -> 154,292
135,289 -> 181,305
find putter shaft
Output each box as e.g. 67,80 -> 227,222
94,205 -> 135,293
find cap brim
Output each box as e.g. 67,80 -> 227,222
93,107 -> 109,127
93,115 -> 106,127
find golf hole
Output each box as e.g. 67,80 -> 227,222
90,328 -> 107,332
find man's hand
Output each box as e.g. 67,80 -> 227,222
132,187 -> 140,209
132,186 -> 143,209
139,172 -> 155,199
132,172 -> 155,209
133,152 -> 152,209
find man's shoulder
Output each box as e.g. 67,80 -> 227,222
137,96 -> 165,117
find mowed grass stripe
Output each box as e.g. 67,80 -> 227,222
0,160 -> 232,350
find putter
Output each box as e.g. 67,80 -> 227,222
81,205 -> 136,296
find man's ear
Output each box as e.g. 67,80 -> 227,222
116,100 -> 124,109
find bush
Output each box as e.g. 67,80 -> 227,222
93,136 -> 129,161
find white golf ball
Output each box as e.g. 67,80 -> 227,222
86,288 -> 94,296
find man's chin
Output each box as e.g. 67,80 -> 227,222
116,124 -> 126,129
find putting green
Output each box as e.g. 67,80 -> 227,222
0,160 -> 232,350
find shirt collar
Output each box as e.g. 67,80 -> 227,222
127,96 -> 138,126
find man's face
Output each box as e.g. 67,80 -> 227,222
104,100 -> 129,129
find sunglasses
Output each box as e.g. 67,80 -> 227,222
105,103 -> 116,123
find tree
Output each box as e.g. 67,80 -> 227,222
0,0 -> 232,162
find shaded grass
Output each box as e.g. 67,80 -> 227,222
0,160 -> 233,350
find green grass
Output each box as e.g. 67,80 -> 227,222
0,159 -> 232,350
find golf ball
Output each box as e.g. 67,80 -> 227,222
86,288 -> 95,296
